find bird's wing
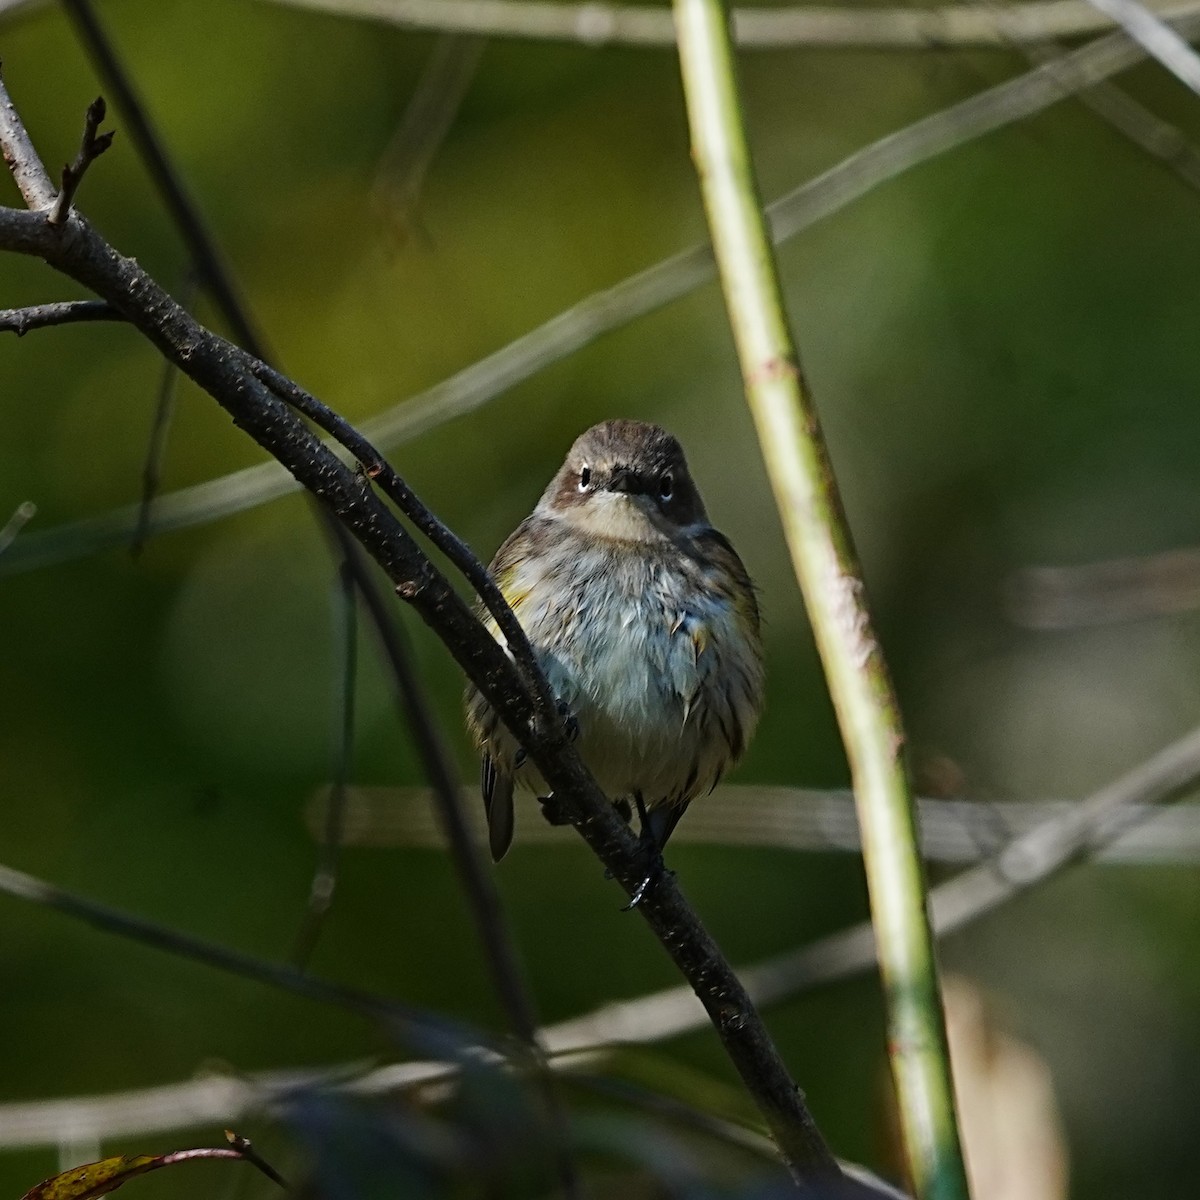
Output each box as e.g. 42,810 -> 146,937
481,754 -> 516,862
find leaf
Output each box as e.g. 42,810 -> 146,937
20,1156 -> 159,1200
20,1147 -> 245,1200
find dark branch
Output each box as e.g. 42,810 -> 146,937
0,298 -> 120,334
132,278 -> 193,557
0,858 -> 488,1051
48,94 -> 113,225
247,357 -> 560,726
0,197 -> 839,1193
53,0 -> 559,1068
60,0 -> 265,351
0,78 -> 843,1189
46,20 -> 573,1183
224,1129 -> 290,1189
56,11 -> 576,1185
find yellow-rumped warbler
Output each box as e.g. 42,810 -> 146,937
465,419 -> 764,898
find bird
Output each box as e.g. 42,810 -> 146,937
464,418 -> 764,904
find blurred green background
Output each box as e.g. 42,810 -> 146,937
3,1 -> 1200,1196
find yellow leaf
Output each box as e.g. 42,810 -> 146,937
22,1155 -> 166,1200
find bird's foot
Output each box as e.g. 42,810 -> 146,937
622,851 -> 671,911
621,815 -> 673,910
552,696 -> 579,743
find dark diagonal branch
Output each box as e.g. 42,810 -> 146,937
224,1130 -> 290,1189
48,94 -> 112,225
59,4 -> 572,1182
132,275 -> 194,557
56,0 -> 560,1083
0,859 -> 487,1050
60,0 -> 264,351
0,78 -> 843,1191
247,358 -> 558,723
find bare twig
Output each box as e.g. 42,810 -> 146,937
0,500 -> 36,556
0,298 -> 120,334
51,12 -> 572,1183
0,86 -> 835,1187
247,357 -> 559,725
968,0 -> 1200,187
1068,71 -> 1200,187
131,278 -> 196,558
0,859 -> 485,1046
47,95 -> 113,225
352,585 -> 583,1200
0,65 -> 54,205
224,1129 -> 289,1189
9,11 -> 1200,574
50,0 -> 562,1124
60,0 -> 265,351
258,0 -> 1200,49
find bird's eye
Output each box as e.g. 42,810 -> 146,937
579,465 -> 591,491
659,472 -> 674,501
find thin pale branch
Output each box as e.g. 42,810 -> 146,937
544,720 -> 1200,1052
0,500 -> 36,555
1009,544 -> 1200,628
304,782 -> 1200,864
5,719 -> 1198,1150
0,66 -> 54,205
8,10 -> 1200,575
1082,0 -> 1200,87
0,298 -> 120,333
671,0 -> 967,1196
373,33 -> 486,241
258,0 -> 1200,49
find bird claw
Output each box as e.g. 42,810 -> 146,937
621,846 -> 671,911
622,861 -> 670,911
555,697 -> 579,743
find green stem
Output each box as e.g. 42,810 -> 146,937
670,2 -> 971,1198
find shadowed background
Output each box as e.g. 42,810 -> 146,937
3,1 -> 1200,1196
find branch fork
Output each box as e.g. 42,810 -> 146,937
49,94 -> 113,225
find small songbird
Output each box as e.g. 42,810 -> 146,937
465,419 -> 764,900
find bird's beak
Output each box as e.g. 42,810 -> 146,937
606,466 -> 644,496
